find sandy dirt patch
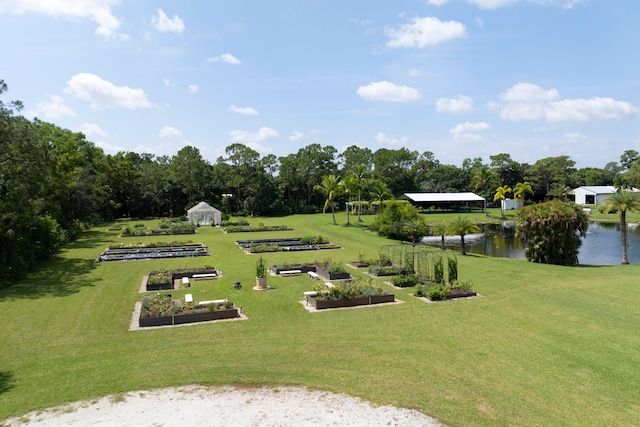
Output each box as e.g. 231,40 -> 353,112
3,385 -> 445,427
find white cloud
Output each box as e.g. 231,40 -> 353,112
374,132 -> 409,145
0,0 -> 126,39
501,83 -> 559,103
188,84 -> 199,93
357,81 -> 421,102
386,16 -> 466,48
289,131 -> 305,141
33,94 -> 75,119
152,9 -> 184,33
80,123 -> 108,138
207,53 -> 242,64
449,122 -> 491,142
228,105 -> 259,116
94,140 -> 124,155
436,95 -> 473,114
469,0 -> 583,8
492,83 -> 638,124
229,127 -> 278,145
159,126 -> 182,138
64,73 -> 153,109
563,132 -> 587,143
469,0 -> 517,8
427,0 -> 450,5
163,79 -> 175,87
310,129 -> 322,135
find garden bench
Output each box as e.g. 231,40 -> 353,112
198,299 -> 227,306
185,293 -> 193,303
192,273 -> 217,279
280,269 -> 302,276
307,271 -> 319,280
182,277 -> 190,287
324,282 -> 335,288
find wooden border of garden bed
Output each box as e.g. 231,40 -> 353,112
129,302 -> 247,331
412,293 -> 485,303
299,298 -> 403,313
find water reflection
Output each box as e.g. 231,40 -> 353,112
421,221 -> 640,265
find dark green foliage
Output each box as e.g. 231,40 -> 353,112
434,258 -> 444,284
392,274 -> 419,287
447,256 -> 458,283
515,200 -> 589,265
371,201 -> 425,241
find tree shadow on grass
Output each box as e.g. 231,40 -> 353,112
0,371 -> 16,394
0,231 -> 101,301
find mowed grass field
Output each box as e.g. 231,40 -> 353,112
1,211 -> 640,426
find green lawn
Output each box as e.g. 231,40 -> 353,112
2,212 -> 640,426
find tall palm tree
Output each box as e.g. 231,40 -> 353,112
370,180 -> 392,213
403,217 -> 427,246
513,181 -> 533,203
494,185 -> 512,217
340,176 -> 358,225
449,216 -> 481,255
351,164 -> 370,222
601,188 -> 640,265
314,174 -> 342,225
430,221 -> 450,251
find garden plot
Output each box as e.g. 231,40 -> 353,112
236,237 -> 341,253
96,243 -> 210,262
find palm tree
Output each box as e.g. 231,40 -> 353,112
601,188 -> 640,265
513,181 -> 533,203
471,167 -> 498,198
370,180 -> 392,213
351,164 -> 370,222
494,185 -> 512,217
403,217 -> 427,246
314,174 -> 342,225
548,183 -> 572,200
430,221 -> 449,251
340,176 -> 358,225
449,216 -> 481,255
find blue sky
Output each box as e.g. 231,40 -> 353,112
0,0 -> 638,168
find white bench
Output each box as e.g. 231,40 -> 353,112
185,293 -> 193,303
280,269 -> 302,276
192,273 -> 217,279
182,277 -> 190,286
198,299 -> 227,306
307,271 -> 319,280
304,291 -> 318,305
324,282 -> 335,288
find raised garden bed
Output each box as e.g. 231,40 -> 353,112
314,266 -> 352,281
306,293 -> 395,310
271,264 -> 317,275
224,225 -> 291,233
96,243 -> 209,262
236,237 -> 341,253
138,294 -> 239,327
145,267 -> 219,291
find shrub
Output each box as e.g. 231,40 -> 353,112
426,284 -> 451,301
328,264 -> 347,274
392,274 -> 419,287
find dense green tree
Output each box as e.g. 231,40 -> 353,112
371,201 -> 421,241
619,150 -> 639,171
471,167 -> 498,200
370,180 -> 392,212
490,153 -> 526,188
600,188 -> 640,265
372,148 -> 418,196
525,156 -> 575,199
339,145 -> 373,174
515,200 -> 589,265
168,146 -> 212,212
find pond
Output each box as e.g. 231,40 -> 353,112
421,221 -> 640,265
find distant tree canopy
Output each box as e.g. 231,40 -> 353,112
1,78 -> 638,285
515,200 -> 589,266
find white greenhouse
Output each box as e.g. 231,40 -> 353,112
187,201 -> 222,226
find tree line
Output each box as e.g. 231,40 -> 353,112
3,79 -> 640,284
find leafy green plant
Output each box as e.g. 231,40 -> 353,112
392,274 -> 418,287
426,284 -> 451,301
256,256 -> 266,278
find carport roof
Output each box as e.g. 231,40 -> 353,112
402,192 -> 485,203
